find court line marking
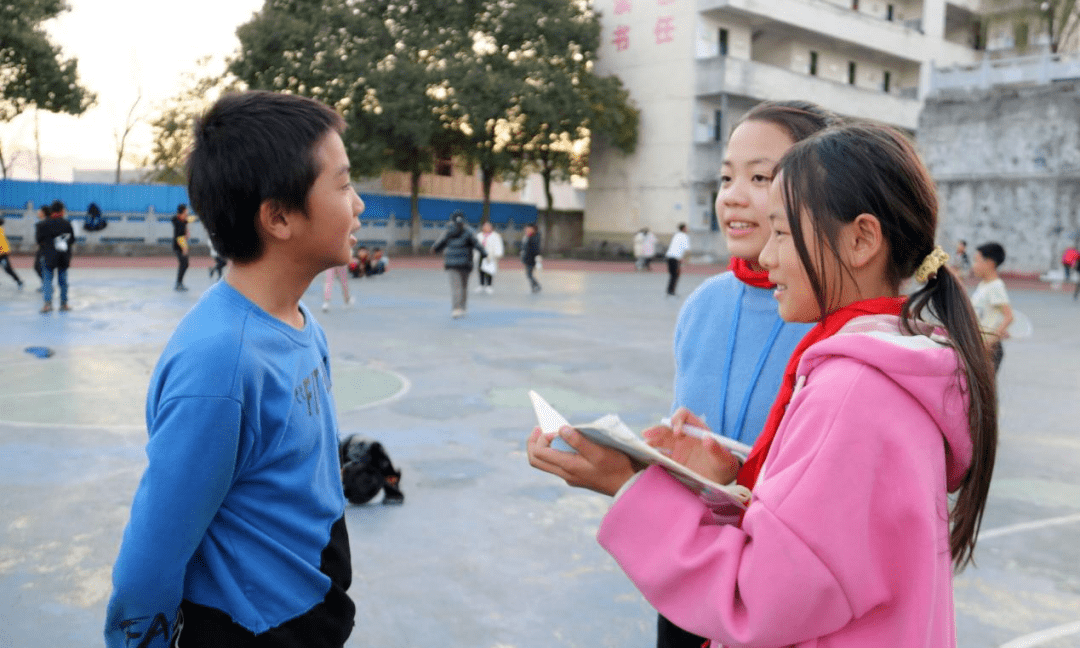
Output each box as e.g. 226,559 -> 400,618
0,364 -> 411,428
1000,620 -> 1080,648
338,365 -> 412,412
980,513 -> 1080,540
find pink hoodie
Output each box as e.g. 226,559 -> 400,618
598,315 -> 974,648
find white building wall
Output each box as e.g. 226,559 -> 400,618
587,0 -> 698,241
584,0 -> 984,255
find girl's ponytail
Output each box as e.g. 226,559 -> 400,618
903,260 -> 998,571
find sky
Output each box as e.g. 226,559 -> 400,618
4,0 -> 265,182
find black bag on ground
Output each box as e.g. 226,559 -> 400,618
84,202 -> 107,232
338,435 -> 404,505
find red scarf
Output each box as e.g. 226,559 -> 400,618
736,296 -> 907,491
729,257 -> 773,289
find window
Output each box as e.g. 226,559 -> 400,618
882,70 -> 891,92
886,4 -> 894,21
434,156 -> 453,177
714,110 -> 724,142
718,28 -> 729,56
851,0 -> 859,9
710,192 -> 720,231
809,51 -> 818,76
848,61 -> 857,85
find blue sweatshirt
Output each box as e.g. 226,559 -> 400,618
672,272 -> 811,444
105,282 -> 353,647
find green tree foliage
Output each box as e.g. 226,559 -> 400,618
503,0 -> 638,231
231,0 -> 472,251
0,0 -> 95,123
145,61 -> 242,184
228,0 -> 638,250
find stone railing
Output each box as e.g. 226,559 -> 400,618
929,51 -> 1080,94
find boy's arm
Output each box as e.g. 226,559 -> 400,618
989,282 -> 1013,340
995,303 -> 1015,340
105,396 -> 243,648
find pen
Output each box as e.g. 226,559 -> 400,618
659,417 -> 752,459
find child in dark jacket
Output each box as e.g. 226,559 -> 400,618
431,210 -> 486,318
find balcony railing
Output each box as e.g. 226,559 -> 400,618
930,51 -> 1080,93
698,0 -> 925,62
695,57 -> 922,129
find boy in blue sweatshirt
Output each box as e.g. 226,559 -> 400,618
105,91 -> 365,648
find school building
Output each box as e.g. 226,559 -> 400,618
582,0 -> 1056,259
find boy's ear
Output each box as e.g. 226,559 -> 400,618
847,213 -> 885,268
257,199 -> 294,243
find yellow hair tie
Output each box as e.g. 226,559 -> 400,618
915,246 -> 949,283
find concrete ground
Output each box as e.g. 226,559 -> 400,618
0,256 -> 1077,648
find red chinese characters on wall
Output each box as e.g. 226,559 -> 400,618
610,0 -> 677,51
654,16 -> 675,44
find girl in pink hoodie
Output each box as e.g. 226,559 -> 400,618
527,122 -> 998,648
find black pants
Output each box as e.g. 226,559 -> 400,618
657,614 -> 707,648
989,340 -> 1004,374
175,249 -> 189,286
525,263 -> 540,291
479,269 -> 493,286
209,255 -> 227,280
0,254 -> 21,285
666,257 -> 681,295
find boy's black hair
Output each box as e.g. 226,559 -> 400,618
177,203 -> 187,214
49,200 -> 65,214
977,242 -> 1006,268
186,91 -> 346,263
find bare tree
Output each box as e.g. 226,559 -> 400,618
34,108 -> 42,180
0,137 -> 28,179
114,91 -> 143,183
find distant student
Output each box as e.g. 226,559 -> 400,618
207,237 -> 227,281
664,223 -> 690,296
521,222 -> 542,293
528,122 -> 998,648
954,239 -> 971,276
171,203 -> 197,291
1062,245 -> 1079,281
105,91 -> 362,648
475,221 -> 504,293
369,246 -> 387,275
322,262 -> 353,312
0,215 -> 24,289
432,210 -> 486,318
36,200 -> 75,312
33,203 -> 49,284
349,245 -> 371,277
970,241 -> 1014,372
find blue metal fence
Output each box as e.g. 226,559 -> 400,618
0,179 -> 537,252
